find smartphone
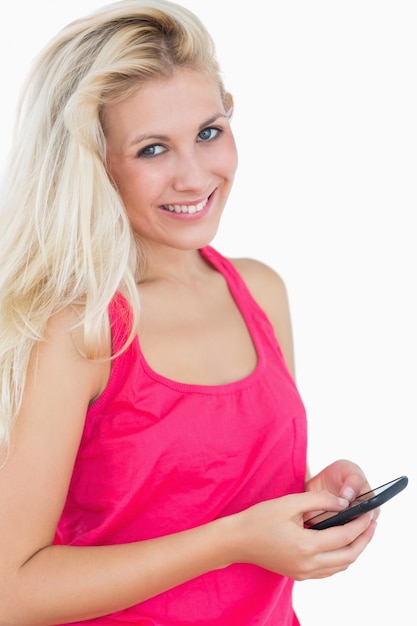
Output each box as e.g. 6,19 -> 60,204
304,475 -> 408,530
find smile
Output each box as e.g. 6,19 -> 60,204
162,198 -> 208,214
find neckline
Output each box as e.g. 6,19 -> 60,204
135,247 -> 265,394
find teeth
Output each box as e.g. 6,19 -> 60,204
163,199 -> 208,214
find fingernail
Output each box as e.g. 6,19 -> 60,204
341,487 -> 356,501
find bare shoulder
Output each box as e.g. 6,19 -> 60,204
0,307 -> 110,572
19,304 -> 110,465
230,257 -> 296,377
230,257 -> 288,303
38,305 -> 110,396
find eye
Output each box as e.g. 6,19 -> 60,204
197,127 -> 221,142
137,144 -> 166,158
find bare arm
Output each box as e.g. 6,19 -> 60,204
0,311 -> 232,624
0,297 -> 376,625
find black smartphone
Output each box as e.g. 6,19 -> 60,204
304,475 -> 408,530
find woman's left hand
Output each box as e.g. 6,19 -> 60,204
305,459 -> 372,505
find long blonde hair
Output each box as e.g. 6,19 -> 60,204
0,0 -> 232,450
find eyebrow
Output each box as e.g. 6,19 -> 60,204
127,113 -> 229,149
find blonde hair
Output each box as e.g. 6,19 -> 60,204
0,0 -> 233,451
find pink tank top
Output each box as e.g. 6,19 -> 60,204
55,246 -> 307,625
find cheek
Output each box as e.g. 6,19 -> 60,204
116,167 -> 161,209
221,136 -> 238,178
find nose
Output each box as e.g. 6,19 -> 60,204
171,148 -> 208,192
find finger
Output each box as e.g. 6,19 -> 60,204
294,490 -> 350,519
321,520 -> 377,578
340,471 -> 370,502
306,517 -> 377,578
310,510 -> 377,552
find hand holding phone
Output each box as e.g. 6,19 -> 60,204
304,475 -> 408,530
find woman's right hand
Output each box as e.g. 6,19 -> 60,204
225,490 -> 377,580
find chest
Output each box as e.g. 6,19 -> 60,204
137,279 -> 258,385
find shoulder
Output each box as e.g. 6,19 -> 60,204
0,308 -> 110,572
229,257 -> 296,377
229,257 -> 289,312
35,306 -> 110,401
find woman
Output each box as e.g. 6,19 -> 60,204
0,1 -> 376,624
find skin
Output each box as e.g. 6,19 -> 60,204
0,68 -> 377,624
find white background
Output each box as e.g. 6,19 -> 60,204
1,1 -> 415,623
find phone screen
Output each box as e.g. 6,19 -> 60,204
304,475 -> 408,530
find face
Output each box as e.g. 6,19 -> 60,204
104,69 -> 238,252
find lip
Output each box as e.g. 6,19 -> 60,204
159,191 -> 215,220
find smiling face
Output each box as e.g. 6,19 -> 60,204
104,69 -> 238,253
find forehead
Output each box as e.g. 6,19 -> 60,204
103,69 -> 225,141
